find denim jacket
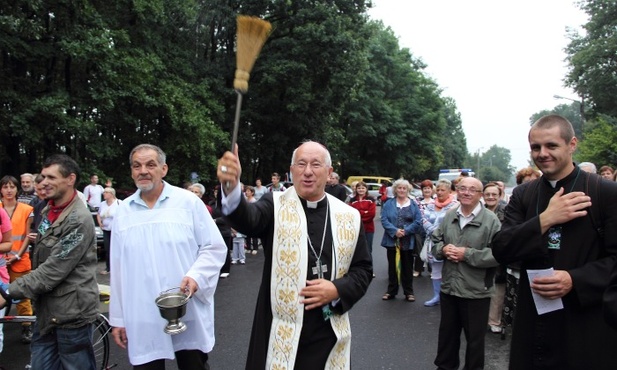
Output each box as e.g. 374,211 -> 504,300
380,197 -> 423,251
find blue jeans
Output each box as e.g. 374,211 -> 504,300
30,321 -> 96,370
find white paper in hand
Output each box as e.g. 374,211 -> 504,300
527,268 -> 564,315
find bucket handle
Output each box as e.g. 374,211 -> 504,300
159,287 -> 192,300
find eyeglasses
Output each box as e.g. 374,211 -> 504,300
457,186 -> 482,194
293,162 -> 325,170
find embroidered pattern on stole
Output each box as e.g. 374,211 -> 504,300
267,190 -> 306,369
266,190 -> 360,370
326,210 -> 359,370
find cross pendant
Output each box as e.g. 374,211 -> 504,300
311,260 -> 328,278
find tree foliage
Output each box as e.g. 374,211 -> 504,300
576,115 -> 617,166
470,145 -> 515,183
435,97 -> 468,176
0,0 -> 226,187
0,0 -> 474,190
339,22 -> 453,181
529,102 -> 584,139
565,0 -> 617,118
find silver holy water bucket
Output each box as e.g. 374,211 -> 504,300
155,287 -> 192,335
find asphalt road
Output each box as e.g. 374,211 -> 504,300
1,207 -> 510,369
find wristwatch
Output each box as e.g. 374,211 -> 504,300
9,251 -> 20,260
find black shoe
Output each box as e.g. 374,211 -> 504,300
21,326 -> 32,344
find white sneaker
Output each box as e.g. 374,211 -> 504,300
490,325 -> 502,333
219,272 -> 230,278
231,261 -> 238,265
251,250 -> 257,255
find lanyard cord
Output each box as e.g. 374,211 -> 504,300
307,201 -> 329,264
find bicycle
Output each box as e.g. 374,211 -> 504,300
0,288 -> 115,370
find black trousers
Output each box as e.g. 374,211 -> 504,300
219,235 -> 233,274
102,230 -> 111,271
435,293 -> 490,370
386,247 -> 414,296
133,350 -> 209,370
247,237 -> 259,251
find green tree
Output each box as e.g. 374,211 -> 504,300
476,145 -> 515,182
529,102 -> 584,139
565,0 -> 617,118
339,22 -> 448,181
227,1 -> 372,183
434,97 -> 468,178
0,0 -> 467,191
576,115 -> 617,166
0,0 -> 226,187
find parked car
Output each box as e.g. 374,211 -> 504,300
346,176 -> 393,187
410,183 -> 422,199
91,212 -> 105,261
365,182 -> 383,202
91,211 -> 104,240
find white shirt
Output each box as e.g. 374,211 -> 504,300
97,199 -> 122,231
109,182 -> 227,365
83,184 -> 104,208
456,202 -> 483,229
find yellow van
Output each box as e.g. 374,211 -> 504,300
346,176 -> 393,186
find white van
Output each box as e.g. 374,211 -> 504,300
437,169 -> 475,182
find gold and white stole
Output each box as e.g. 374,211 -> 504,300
266,187 -> 360,370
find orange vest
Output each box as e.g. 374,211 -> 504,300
0,202 -> 33,272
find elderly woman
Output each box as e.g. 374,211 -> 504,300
380,179 -> 423,302
422,179 -> 458,307
190,183 -> 213,214
96,187 -> 121,275
483,182 -> 507,333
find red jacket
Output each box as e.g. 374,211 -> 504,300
349,196 -> 376,233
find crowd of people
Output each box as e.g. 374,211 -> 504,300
1,114 -> 617,369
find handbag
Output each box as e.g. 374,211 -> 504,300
420,237 -> 431,262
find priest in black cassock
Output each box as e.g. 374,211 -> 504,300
492,114 -> 617,370
217,141 -> 372,370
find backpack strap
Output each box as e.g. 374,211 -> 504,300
585,172 -> 604,241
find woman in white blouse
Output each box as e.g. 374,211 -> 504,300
97,187 -> 121,274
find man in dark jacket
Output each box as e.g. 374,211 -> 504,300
1,154 -> 99,369
325,172 -> 347,202
492,115 -> 617,370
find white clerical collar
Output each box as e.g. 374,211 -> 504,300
306,194 -> 327,209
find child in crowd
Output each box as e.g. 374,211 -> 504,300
231,228 -> 246,265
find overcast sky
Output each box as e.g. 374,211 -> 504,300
368,0 -> 588,171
